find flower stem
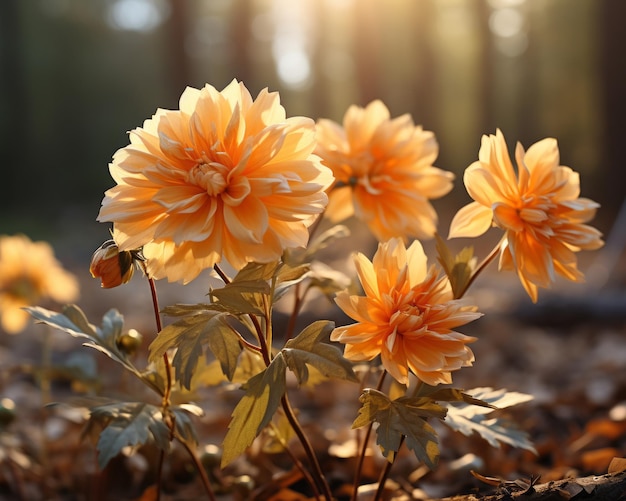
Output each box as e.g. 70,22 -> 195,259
373,436 -> 405,501
178,437 -> 217,501
144,273 -> 175,501
351,369 -> 387,501
281,394 -> 333,500
269,421 -> 321,499
455,238 -> 504,299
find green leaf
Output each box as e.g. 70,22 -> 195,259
232,261 -> 280,282
353,389 -> 446,468
416,385 -> 497,410
443,387 -> 536,453
435,233 -> 476,299
149,312 -> 242,389
221,354 -> 287,467
161,303 -> 214,317
86,402 -> 171,469
26,305 -> 149,384
171,404 -> 203,446
307,262 -> 352,301
283,320 -> 358,385
274,262 -> 311,302
210,281 -> 270,315
283,225 -> 351,266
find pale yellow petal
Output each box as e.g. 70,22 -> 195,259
448,202 -> 493,239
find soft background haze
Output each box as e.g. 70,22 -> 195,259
1,0 -> 624,275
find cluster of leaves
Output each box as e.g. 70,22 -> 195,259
25,228 -> 536,486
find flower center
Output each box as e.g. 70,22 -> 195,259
189,160 -> 229,196
389,302 -> 425,335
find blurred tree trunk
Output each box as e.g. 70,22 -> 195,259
230,0 -> 254,86
310,1 -> 331,120
353,0 -> 382,104
599,0 -> 626,217
165,0 -> 190,97
0,0 -> 28,209
412,0 -> 437,129
476,0 -> 495,136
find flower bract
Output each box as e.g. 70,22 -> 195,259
315,100 -> 454,241
98,80 -> 334,283
331,238 -> 480,386
448,129 -> 604,302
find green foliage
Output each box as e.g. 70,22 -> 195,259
221,354 -> 287,467
353,388 -> 447,468
209,261 -> 278,315
84,401 -> 171,469
273,262 -> 311,302
435,233 -> 476,299
283,320 -> 358,385
149,310 -> 242,389
26,305 -> 164,395
442,387 -> 536,453
172,403 -> 204,446
416,385 -> 498,410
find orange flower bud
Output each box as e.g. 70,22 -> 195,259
89,240 -> 135,288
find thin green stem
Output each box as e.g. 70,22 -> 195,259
351,369 -> 387,501
143,271 -> 174,501
269,421 -> 321,499
373,435 -> 405,501
177,436 -> 217,501
213,263 -> 231,284
455,238 -> 504,299
281,394 -> 332,500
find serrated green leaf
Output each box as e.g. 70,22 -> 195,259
416,386 -> 497,410
307,262 -> 352,301
210,282 -> 269,315
274,263 -> 311,302
304,224 -> 351,258
221,354 -> 287,467
353,389 -> 445,468
149,312 -> 242,389
171,405 -> 202,446
443,387 -> 536,453
87,402 -> 170,469
283,320 -> 358,385
161,303 -> 214,317
435,233 -> 476,299
263,411 -> 297,454
25,306 -> 152,387
232,261 -> 280,282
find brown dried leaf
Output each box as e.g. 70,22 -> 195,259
608,457 -> 626,474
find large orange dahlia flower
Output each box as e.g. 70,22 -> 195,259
448,129 -> 604,302
98,80 -> 334,283
315,100 -> 454,242
0,235 -> 79,334
331,238 -> 480,386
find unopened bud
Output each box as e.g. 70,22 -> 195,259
90,240 -> 137,288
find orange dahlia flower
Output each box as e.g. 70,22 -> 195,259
331,238 -> 480,386
315,100 -> 454,241
98,80 -> 334,283
0,235 -> 79,334
448,129 -> 604,302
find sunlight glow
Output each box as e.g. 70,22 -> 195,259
106,0 -> 169,32
270,0 -> 314,89
488,1 -> 528,57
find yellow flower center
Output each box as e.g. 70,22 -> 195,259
493,195 -> 553,236
6,277 -> 39,302
189,160 -> 229,196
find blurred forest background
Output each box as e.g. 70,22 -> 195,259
1,0 -> 625,266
